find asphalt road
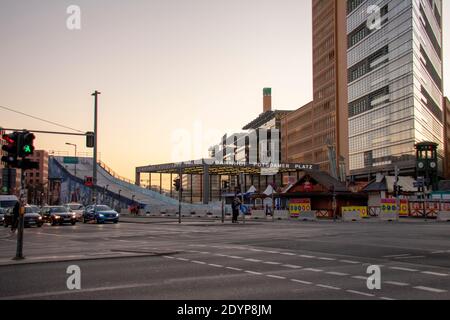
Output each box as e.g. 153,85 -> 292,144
0,217 -> 449,300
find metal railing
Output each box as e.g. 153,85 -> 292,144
98,160 -> 134,184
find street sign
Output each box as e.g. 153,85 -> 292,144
63,157 -> 79,164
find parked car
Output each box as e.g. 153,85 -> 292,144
64,203 -> 85,222
83,205 -> 119,224
41,206 -> 77,226
0,195 -> 18,209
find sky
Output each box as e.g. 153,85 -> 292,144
0,0 -> 449,180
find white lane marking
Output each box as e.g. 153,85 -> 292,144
267,275 -> 286,280
245,271 -> 262,275
250,249 -> 263,252
383,254 -> 411,258
208,264 -> 223,268
384,281 -> 409,286
316,284 -> 341,290
340,260 -> 360,264
291,279 -> 312,285
264,261 -> 282,265
244,258 -> 262,263
163,256 -> 175,259
318,257 -> 336,261
389,266 -> 418,272
299,255 -> 315,259
421,271 -> 448,277
215,254 -> 227,257
228,256 -> 243,259
395,255 -> 426,259
191,260 -> 206,265
303,268 -> 323,273
266,251 -> 279,254
326,272 -> 349,276
414,286 -> 447,293
282,264 -> 302,269
346,290 -> 375,297
380,297 -> 396,301
281,252 -> 296,256
226,267 -> 242,271
352,276 -> 367,280
177,258 -> 189,261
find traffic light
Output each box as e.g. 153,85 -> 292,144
173,178 -> 181,192
17,158 -> 39,170
86,132 -> 95,148
19,131 -> 35,158
1,132 -> 19,166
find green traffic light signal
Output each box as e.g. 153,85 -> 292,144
23,145 -> 32,154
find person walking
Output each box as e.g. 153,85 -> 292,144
10,201 -> 20,233
231,195 -> 241,224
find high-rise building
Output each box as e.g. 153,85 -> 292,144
282,0 -> 348,178
347,0 -> 444,179
444,97 -> 450,178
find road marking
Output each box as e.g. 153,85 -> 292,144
352,276 -> 367,280
263,261 -> 281,265
291,279 -> 312,285
389,266 -> 418,272
380,297 -> 396,301
340,260 -> 360,264
191,260 -> 206,265
303,268 -> 323,273
299,255 -> 315,259
245,271 -> 262,275
208,264 -> 223,268
266,251 -> 279,254
163,256 -> 175,259
326,272 -> 349,276
281,252 -> 296,256
316,284 -> 341,290
383,254 -> 411,258
384,281 -> 409,286
395,255 -> 426,259
421,271 -> 448,277
215,254 -> 227,257
228,256 -> 243,259
250,249 -> 263,252
244,258 -> 262,263
226,267 -> 242,271
177,258 -> 189,261
282,264 -> 302,269
346,290 -> 375,297
318,257 -> 336,261
414,286 -> 447,293
267,275 -> 286,280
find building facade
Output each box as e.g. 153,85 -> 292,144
281,0 -> 348,179
444,97 -> 450,178
347,0 -> 444,179
24,150 -> 49,204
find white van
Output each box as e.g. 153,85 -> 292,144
0,195 -> 19,209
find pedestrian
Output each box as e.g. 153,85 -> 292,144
10,201 -> 20,233
231,195 -> 241,223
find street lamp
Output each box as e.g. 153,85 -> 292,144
65,142 -> 77,177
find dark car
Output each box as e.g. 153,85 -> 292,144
0,207 -> 7,226
83,205 -> 119,224
41,206 -> 77,226
23,205 -> 43,227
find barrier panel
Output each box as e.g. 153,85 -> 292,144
379,212 -> 399,221
297,211 -> 317,221
342,210 -> 361,222
437,211 -> 450,222
251,210 -> 266,220
274,210 -> 290,220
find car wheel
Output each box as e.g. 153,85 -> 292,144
113,220 -> 118,224
71,221 -> 76,225
38,223 -> 42,228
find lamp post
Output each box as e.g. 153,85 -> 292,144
65,143 -> 77,177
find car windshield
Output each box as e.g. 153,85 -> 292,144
50,207 -> 69,213
68,204 -> 83,210
95,205 -> 111,211
0,200 -> 17,208
25,207 -> 39,214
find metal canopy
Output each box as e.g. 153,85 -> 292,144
136,159 -> 319,175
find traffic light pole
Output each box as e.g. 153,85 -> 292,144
14,169 -> 26,260
178,168 -> 182,224
92,91 -> 101,205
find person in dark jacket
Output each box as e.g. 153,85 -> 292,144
10,201 -> 20,233
231,196 -> 241,223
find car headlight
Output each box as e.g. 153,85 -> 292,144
116,213 -> 119,217
54,215 -> 60,219
98,214 -> 104,217
38,216 -> 42,220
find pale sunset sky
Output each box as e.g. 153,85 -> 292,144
1,0 -> 449,180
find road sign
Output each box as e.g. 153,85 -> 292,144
63,157 -> 79,164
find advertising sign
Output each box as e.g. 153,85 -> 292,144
289,199 -> 311,218
399,199 -> 409,217
341,206 -> 368,218
381,199 -> 397,214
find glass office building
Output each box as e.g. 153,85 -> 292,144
347,0 -> 443,178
